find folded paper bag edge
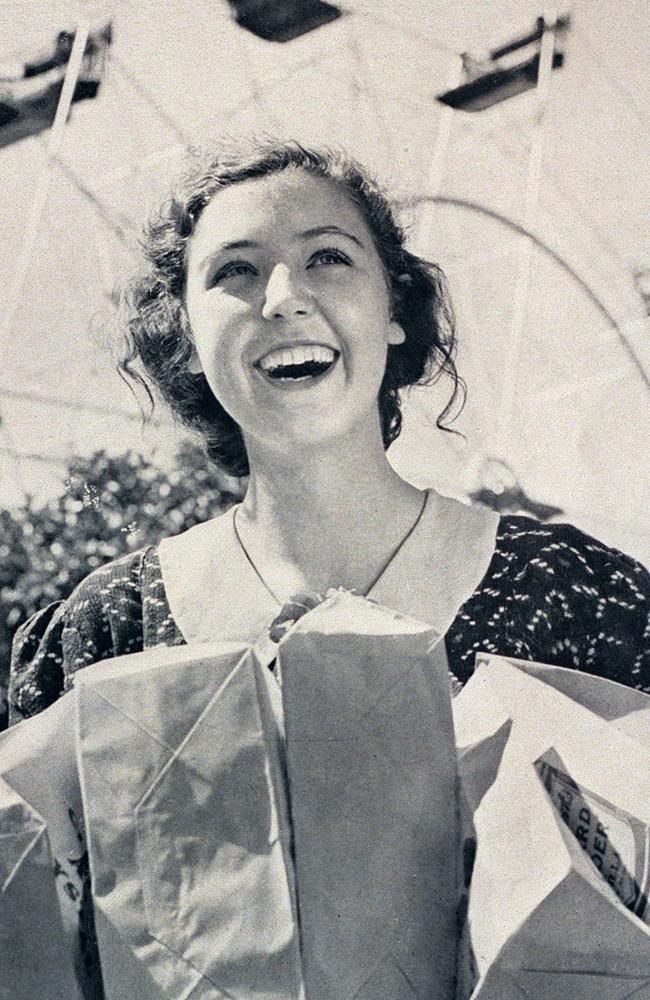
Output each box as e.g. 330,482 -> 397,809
464,657 -> 650,819
73,638 -> 253,688
282,588 -> 441,641
74,645 -> 261,785
474,653 -> 650,729
0,778 -> 49,893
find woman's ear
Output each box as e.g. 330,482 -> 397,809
187,345 -> 203,374
387,319 -> 406,345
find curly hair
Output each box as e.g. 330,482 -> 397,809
119,139 -> 464,477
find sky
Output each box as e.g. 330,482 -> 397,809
1,0 -> 649,560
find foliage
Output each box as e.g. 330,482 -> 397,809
0,441 -> 244,729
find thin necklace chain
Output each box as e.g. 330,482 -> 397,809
232,491 -> 429,608
233,505 -> 284,605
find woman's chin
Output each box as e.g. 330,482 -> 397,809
246,407 -> 384,464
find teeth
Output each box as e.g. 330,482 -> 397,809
258,344 -> 336,372
313,345 -> 333,364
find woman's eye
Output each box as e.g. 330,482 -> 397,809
308,247 -> 352,268
210,261 -> 257,285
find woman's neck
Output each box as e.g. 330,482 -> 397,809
236,433 -> 427,600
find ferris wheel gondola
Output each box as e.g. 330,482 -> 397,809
227,0 -> 341,42
0,23 -> 111,150
437,14 -> 570,112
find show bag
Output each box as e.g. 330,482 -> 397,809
75,640 -> 302,1000
279,590 -> 459,1000
1,594 -> 460,1000
0,641 -> 301,1000
454,654 -> 650,1000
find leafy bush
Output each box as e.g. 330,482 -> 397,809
0,441 -> 244,729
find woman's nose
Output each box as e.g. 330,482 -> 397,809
261,263 -> 312,320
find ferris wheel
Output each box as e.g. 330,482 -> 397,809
1,2 -> 648,558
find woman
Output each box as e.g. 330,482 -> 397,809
9,139 -> 650,725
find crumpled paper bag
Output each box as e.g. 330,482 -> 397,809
0,640 -> 301,1000
75,639 -> 302,1000
279,590 -> 458,1000
454,654 -> 650,1000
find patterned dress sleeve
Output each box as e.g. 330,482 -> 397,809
446,516 -> 650,688
493,518 -> 650,688
8,548 -> 148,726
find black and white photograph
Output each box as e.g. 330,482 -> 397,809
1,2 -> 649,998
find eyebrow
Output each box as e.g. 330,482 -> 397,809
299,225 -> 364,247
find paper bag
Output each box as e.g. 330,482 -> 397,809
74,639 -> 303,1000
278,590 -> 459,1000
2,596 -> 461,1000
504,656 -> 650,747
0,695 -> 86,1000
454,655 -> 650,1000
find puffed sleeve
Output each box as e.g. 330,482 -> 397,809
8,601 -> 67,725
500,519 -> 650,688
8,548 -> 147,726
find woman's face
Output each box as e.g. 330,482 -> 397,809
183,169 -> 405,456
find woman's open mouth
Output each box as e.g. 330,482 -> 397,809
255,344 -> 339,385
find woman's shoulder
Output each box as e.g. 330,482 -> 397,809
65,544 -> 152,607
8,546 -> 160,725
13,546 -> 151,647
491,514 -> 649,586
467,512 -> 650,685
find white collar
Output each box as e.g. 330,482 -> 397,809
157,490 -> 499,646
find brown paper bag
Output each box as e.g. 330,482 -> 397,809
279,590 -> 459,1000
1,640 -> 302,1000
0,695 -> 86,1000
74,640 -> 303,1000
454,655 -> 650,1000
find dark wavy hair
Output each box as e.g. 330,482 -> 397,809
119,139 -> 464,477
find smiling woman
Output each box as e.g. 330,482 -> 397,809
9,135 -> 650,717
6,135 -> 650,1000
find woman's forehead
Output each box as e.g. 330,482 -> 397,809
189,170 -> 373,256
